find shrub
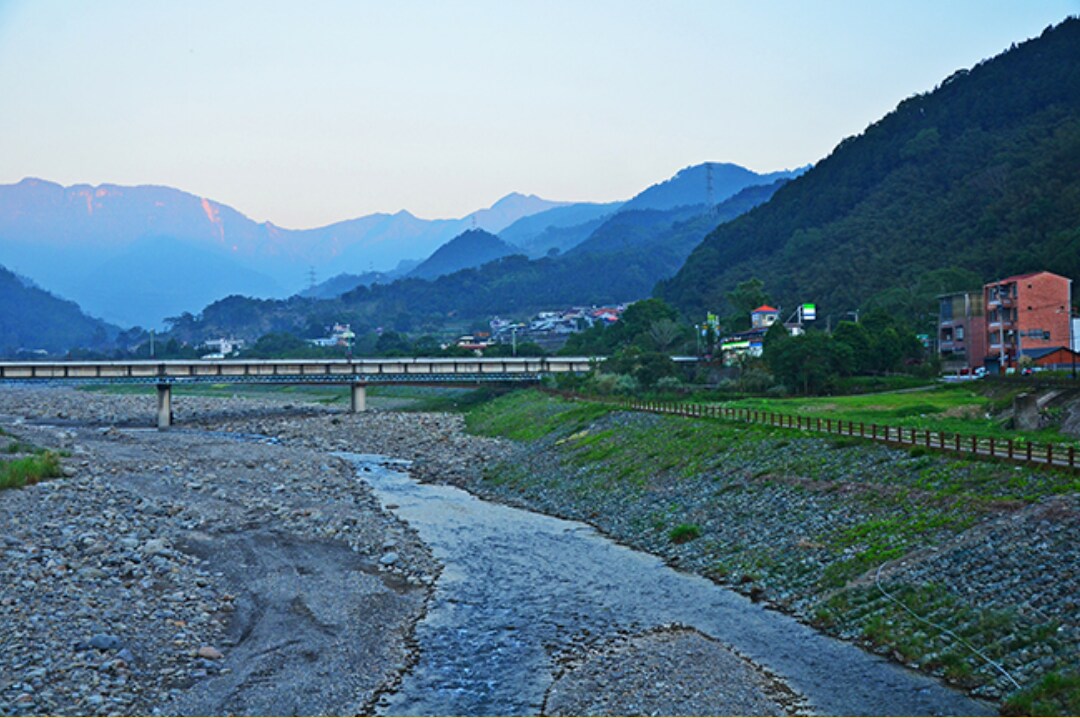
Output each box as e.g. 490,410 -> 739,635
0,452 -> 63,490
655,376 -> 683,391
668,523 -> 702,544
737,367 -> 775,393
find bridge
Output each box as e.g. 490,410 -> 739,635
0,356 -> 599,428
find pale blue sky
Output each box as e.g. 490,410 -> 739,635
0,0 -> 1075,228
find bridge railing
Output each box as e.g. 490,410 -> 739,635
0,356 -> 602,383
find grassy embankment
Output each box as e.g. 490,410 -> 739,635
0,427 -> 63,490
710,382 -> 1079,449
464,389 -> 1079,715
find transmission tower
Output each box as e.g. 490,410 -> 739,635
705,162 -> 715,212
306,266 -> 317,291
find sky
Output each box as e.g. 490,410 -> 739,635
0,0 -> 1076,228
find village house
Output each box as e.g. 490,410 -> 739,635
936,290 -> 986,373
984,271 -> 1073,373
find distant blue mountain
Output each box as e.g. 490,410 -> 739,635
619,162 -> 807,213
0,179 -> 565,327
407,229 -> 519,280
499,201 -> 623,255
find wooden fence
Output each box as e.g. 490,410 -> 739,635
543,390 -> 1078,472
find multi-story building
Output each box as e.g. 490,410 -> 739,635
937,291 -> 985,372
984,271 -> 1072,372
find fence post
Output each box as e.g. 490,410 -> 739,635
971,435 -> 977,453
827,418 -> 832,433
989,437 -> 995,458
924,429 -> 930,447
954,434 -> 960,452
1008,439 -> 1014,459
1026,442 -> 1033,462
1069,446 -> 1075,469
1047,444 -> 1053,466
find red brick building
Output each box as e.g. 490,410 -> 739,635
984,271 -> 1072,372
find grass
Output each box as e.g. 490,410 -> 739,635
715,384 -> 1080,448
82,382 -> 506,413
466,390 -> 613,441
1002,672 -> 1080,716
0,452 -> 63,490
83,382 -> 350,403
668,523 -> 702,543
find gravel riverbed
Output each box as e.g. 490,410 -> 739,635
0,387 -> 437,716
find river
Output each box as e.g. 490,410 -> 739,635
348,454 -> 990,717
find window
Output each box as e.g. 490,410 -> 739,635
940,299 -> 954,320
956,326 -> 965,340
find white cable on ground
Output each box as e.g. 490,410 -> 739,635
873,563 -> 1022,692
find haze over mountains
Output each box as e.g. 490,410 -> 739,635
0,162 -> 799,330
0,182 -> 566,327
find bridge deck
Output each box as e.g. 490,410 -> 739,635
0,357 -> 600,385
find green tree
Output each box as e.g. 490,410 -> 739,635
766,332 -> 853,394
374,331 -> 411,356
725,278 -> 771,331
832,321 -> 874,374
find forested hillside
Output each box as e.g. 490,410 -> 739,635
0,265 -> 117,355
407,230 -> 518,280
658,19 -> 1080,321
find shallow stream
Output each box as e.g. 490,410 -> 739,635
348,454 -> 990,716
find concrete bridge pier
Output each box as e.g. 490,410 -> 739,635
350,383 -> 366,413
156,383 -> 172,429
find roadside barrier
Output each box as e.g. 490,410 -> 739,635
540,389 -> 1078,472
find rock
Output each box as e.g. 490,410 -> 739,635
196,645 -> 223,660
379,551 -> 399,566
140,538 -> 169,556
89,634 -> 122,651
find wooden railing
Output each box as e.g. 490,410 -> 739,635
543,390 -> 1078,472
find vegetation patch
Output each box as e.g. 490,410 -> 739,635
1002,672 -> 1080,717
0,452 -> 63,490
466,390 -> 613,441
667,523 -> 702,544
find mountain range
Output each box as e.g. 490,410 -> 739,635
0,158 -> 797,335
163,177 -> 791,344
0,183 -> 567,327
